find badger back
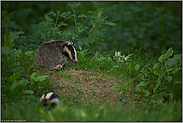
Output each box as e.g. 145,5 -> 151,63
63,42 -> 78,63
35,40 -> 67,69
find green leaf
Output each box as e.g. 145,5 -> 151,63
72,36 -> 76,40
76,2 -> 81,6
25,51 -> 34,56
10,80 -> 18,91
166,68 -> 174,72
9,32 -> 24,47
44,14 -> 54,21
166,76 -> 172,82
59,22 -> 68,26
79,46 -> 82,51
9,73 -> 22,82
30,24 -> 38,29
159,54 -> 165,62
68,2 -> 74,8
164,47 -> 173,59
154,79 -> 161,92
13,48 -> 22,58
35,75 -> 49,82
19,79 -> 28,85
59,83 -> 63,88
78,14 -> 87,18
88,37 -> 95,43
148,67 -> 154,73
174,81 -> 182,84
113,65 -> 119,69
165,54 -> 182,67
22,90 -> 34,95
138,81 -> 148,86
47,12 -> 54,16
3,34 -> 11,47
11,66 -> 25,73
105,22 -> 116,26
10,79 -> 28,91
84,26 -> 88,30
153,63 -> 159,69
144,90 -> 150,96
134,64 -> 140,71
173,54 -> 182,60
1,47 -> 11,55
8,32 -> 18,46
153,69 -> 163,76
159,48 -> 174,62
101,27 -> 107,32
30,72 -> 38,81
172,67 -> 181,74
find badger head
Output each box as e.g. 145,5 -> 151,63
39,91 -> 62,107
63,42 -> 78,63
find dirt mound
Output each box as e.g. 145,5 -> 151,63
44,68 -> 126,106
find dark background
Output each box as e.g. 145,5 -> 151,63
2,1 -> 182,55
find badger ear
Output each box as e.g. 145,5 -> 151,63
55,93 -> 59,97
44,91 -> 50,98
45,91 -> 50,93
70,42 -> 74,45
62,41 -> 71,49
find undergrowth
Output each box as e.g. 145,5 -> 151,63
1,99 -> 182,122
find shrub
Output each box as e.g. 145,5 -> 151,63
135,47 -> 182,109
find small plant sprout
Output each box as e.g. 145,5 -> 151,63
59,83 -> 63,88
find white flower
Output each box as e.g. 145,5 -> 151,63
115,51 -> 122,57
114,51 -> 133,62
98,57 -> 104,60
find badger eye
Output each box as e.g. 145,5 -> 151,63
72,53 -> 75,57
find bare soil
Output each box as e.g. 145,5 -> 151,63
43,68 -> 129,106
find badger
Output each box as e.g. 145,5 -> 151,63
35,40 -> 78,70
39,91 -> 63,108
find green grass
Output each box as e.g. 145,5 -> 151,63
1,99 -> 182,122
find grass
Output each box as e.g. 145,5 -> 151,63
1,99 -> 182,122
1,50 -> 182,122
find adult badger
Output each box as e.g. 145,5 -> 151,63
35,40 -> 78,70
39,91 -> 64,108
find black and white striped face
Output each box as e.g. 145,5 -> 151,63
63,42 -> 78,63
39,91 -> 61,107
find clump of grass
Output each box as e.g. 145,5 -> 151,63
1,99 -> 182,122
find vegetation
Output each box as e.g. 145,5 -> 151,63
1,2 -> 182,122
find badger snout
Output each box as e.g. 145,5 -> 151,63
72,59 -> 78,63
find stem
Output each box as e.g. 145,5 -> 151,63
70,5 -> 77,28
71,7 -> 79,40
89,9 -> 102,37
89,22 -> 95,37
69,2 -> 79,40
55,18 -> 58,28
54,11 -> 60,39
54,11 -> 60,28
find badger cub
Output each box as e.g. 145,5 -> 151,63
35,40 -> 78,70
39,91 -> 63,108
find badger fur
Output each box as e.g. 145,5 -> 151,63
39,91 -> 63,108
35,40 -> 78,70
